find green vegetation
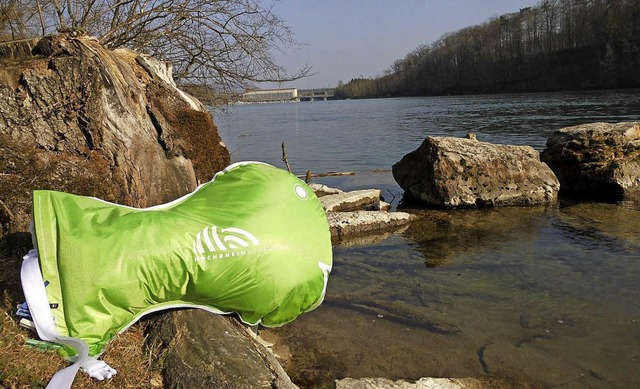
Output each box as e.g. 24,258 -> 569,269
337,0 -> 640,98
0,133 -> 162,387
0,293 -> 164,388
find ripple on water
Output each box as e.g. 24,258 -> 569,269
217,92 -> 640,387
269,201 -> 640,387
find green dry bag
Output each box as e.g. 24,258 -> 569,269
21,161 -> 332,387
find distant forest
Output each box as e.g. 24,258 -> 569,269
336,0 -> 640,98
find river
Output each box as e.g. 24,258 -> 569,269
215,90 -> 640,388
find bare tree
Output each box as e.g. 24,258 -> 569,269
0,0 -> 30,39
1,0 -> 310,91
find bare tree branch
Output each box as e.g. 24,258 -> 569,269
1,0 -> 311,93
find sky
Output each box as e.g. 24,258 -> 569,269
266,0 -> 538,89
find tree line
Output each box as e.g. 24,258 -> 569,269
336,0 -> 640,99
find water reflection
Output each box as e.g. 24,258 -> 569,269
557,201 -> 640,246
278,200 -> 640,387
402,206 -> 551,268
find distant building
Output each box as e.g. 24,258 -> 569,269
242,88 -> 298,103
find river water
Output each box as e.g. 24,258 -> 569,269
215,90 -> 640,388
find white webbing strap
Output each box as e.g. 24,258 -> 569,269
21,250 -> 89,388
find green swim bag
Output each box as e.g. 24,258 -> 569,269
21,161 -> 332,387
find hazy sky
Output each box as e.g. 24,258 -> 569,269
267,0 -> 538,89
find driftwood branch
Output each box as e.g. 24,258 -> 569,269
298,171 -> 355,179
279,143 -> 354,180
0,198 -> 14,222
281,141 -> 292,173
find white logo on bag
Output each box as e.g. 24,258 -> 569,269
192,225 -> 260,261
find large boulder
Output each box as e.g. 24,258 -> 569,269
392,136 -> 559,208
540,122 -> 640,200
0,34 -> 230,237
0,33 -> 231,296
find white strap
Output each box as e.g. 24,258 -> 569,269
80,359 -> 117,380
20,250 -> 98,388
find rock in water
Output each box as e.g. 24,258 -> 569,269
320,189 -> 382,212
327,210 -> 414,243
541,122 -> 640,200
392,136 -> 559,207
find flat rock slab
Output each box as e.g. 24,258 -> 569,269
146,310 -> 296,389
328,211 -> 414,243
363,200 -> 392,212
336,377 -> 483,389
393,136 -> 559,207
541,121 -> 640,200
320,189 -> 382,212
309,183 -> 344,197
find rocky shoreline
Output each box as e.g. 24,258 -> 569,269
309,183 -> 415,244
